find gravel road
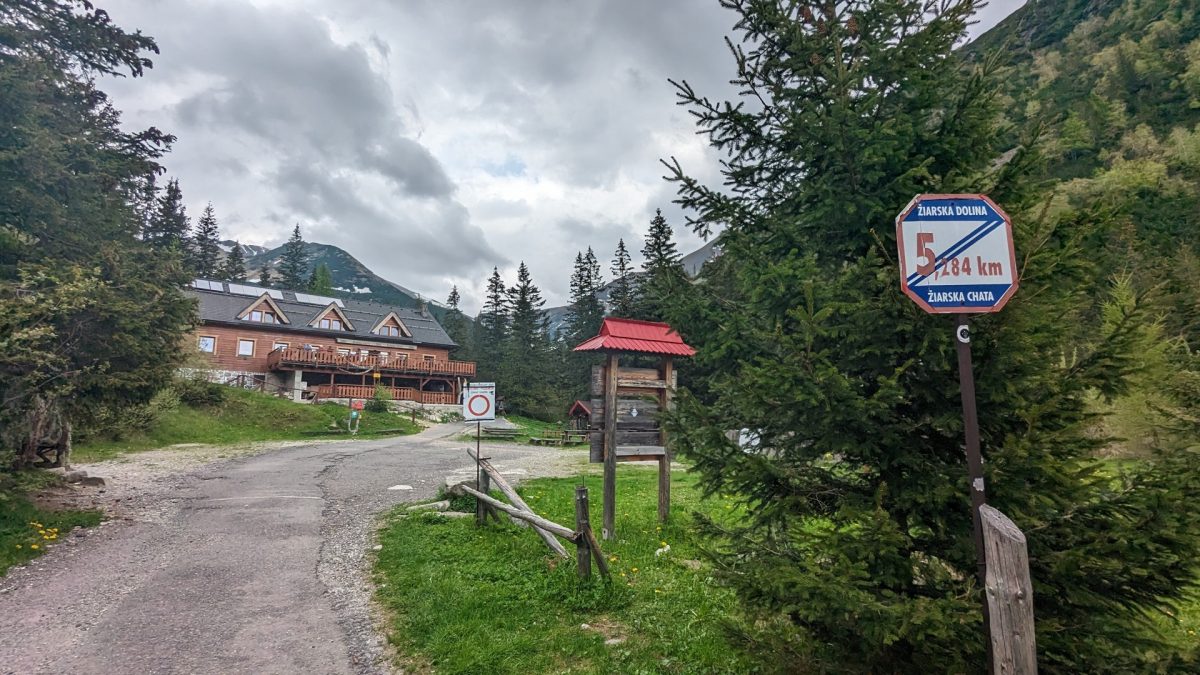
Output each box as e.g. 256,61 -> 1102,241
0,424 -> 589,674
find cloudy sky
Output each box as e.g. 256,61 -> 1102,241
102,0 -> 1024,313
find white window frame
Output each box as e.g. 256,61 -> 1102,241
273,341 -> 289,351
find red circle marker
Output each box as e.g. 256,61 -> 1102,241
467,394 -> 491,417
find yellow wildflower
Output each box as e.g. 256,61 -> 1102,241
30,544 -> 39,550
631,567 -> 639,573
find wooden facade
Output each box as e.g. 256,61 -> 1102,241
187,280 -> 474,402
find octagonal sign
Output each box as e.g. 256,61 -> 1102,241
896,193 -> 1018,314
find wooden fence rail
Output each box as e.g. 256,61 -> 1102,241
453,449 -> 610,579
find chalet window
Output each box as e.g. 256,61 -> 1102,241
198,336 -> 216,353
337,348 -> 351,356
379,325 -> 401,337
319,317 -> 342,330
422,355 -> 435,362
273,342 -> 289,351
245,309 -> 278,324
237,339 -> 255,357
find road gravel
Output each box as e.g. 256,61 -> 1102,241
0,424 -> 588,674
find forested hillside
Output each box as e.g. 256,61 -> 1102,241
970,0 -> 1200,345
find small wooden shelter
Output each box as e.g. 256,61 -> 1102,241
567,400 -> 591,432
574,318 -> 695,540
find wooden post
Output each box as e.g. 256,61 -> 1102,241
602,353 -> 619,540
575,485 -> 592,579
658,356 -> 674,522
981,505 -> 1037,674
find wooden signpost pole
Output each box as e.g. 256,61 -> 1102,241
955,316 -> 992,670
602,353 -> 619,540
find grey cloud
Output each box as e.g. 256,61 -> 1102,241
362,139 -> 454,198
274,161 -> 503,276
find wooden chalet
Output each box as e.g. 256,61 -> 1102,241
185,279 -> 475,403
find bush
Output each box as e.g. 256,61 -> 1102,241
175,378 -> 227,407
365,385 -> 391,413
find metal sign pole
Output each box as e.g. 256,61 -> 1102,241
475,420 -> 483,525
955,315 -> 992,670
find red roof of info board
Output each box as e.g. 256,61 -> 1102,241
572,318 -> 696,357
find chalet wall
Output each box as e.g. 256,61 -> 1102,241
190,324 -> 453,374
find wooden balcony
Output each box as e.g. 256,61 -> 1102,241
312,384 -> 455,405
267,347 -> 476,378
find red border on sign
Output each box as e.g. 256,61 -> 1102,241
467,393 -> 491,417
895,193 -> 1019,314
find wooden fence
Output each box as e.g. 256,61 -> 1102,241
454,449 -> 610,580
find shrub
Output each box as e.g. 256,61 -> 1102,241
365,385 -> 391,413
175,377 -> 227,407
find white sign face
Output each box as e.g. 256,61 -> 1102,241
896,194 -> 1018,314
462,382 -> 496,421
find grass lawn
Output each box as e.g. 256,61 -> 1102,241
0,472 -> 103,577
75,388 -> 420,462
374,467 -> 758,674
459,414 -> 585,446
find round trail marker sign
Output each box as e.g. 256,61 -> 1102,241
896,194 -> 1018,314
462,382 -> 496,422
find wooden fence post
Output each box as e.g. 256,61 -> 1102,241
575,485 -> 591,579
602,353 -> 619,540
980,505 -> 1037,674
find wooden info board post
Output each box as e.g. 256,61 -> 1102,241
573,318 -> 695,542
588,358 -> 678,538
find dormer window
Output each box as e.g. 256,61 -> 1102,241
247,309 -> 279,324
370,312 -> 412,338
309,302 -> 354,332
236,294 -> 290,325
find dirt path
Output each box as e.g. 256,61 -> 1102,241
0,424 -> 588,674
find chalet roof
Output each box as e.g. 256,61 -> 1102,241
568,400 -> 592,417
573,317 -> 695,357
186,279 -> 457,349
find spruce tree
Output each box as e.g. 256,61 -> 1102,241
222,242 -> 248,282
564,249 -> 605,344
278,224 -> 308,290
441,285 -> 473,358
608,238 -> 636,317
257,266 -> 273,288
503,262 -> 551,416
636,209 -> 687,321
191,203 -> 222,278
307,262 -> 333,295
145,178 -> 189,252
0,0 -> 192,468
660,1 -> 1200,670
474,268 -> 509,381
562,248 -> 606,397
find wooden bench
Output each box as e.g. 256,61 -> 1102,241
482,427 -> 520,438
529,435 -> 565,447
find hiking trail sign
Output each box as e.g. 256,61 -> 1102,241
463,382 -> 496,422
896,193 -> 1018,314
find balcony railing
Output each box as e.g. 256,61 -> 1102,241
312,384 -> 455,405
267,347 -> 476,377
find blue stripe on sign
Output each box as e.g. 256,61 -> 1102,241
917,283 -> 1012,308
908,219 -> 1003,286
